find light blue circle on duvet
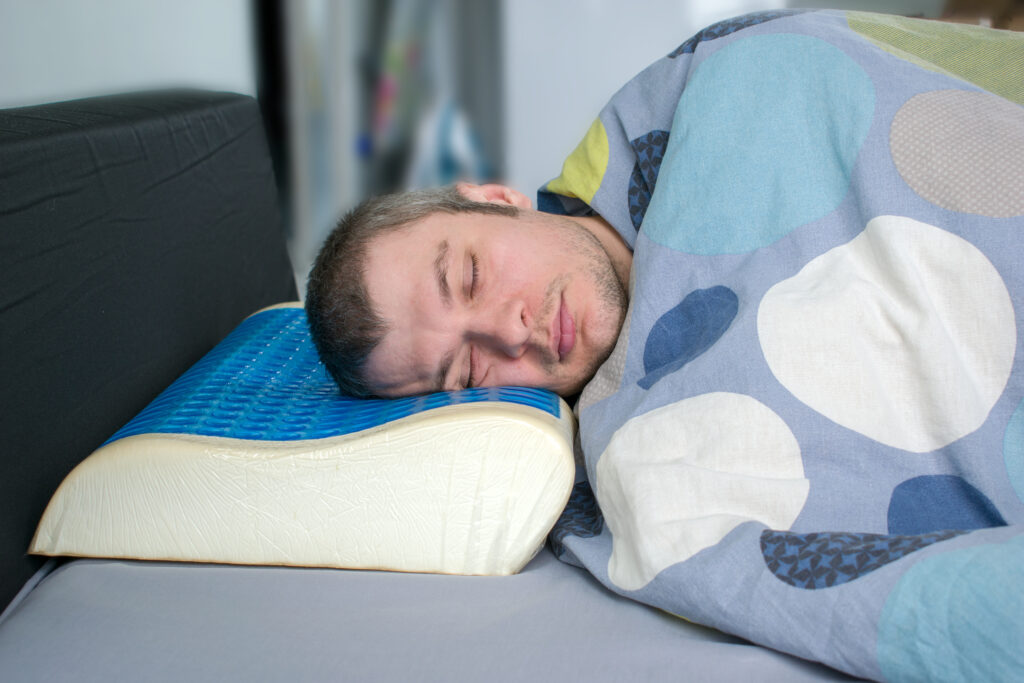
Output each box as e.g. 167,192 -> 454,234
643,34 -> 874,254
1005,398 -> 1024,503
877,535 -> 1024,682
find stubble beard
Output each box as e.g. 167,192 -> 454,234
551,216 -> 629,395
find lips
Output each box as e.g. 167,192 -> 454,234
557,294 -> 576,360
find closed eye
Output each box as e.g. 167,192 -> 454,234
460,345 -> 477,390
470,253 -> 479,298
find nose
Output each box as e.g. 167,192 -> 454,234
471,299 -> 531,358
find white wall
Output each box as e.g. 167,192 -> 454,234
0,0 -> 255,109
500,0 -> 946,197
501,0 -> 784,197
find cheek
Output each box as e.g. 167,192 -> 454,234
490,242 -> 540,293
483,358 -> 541,388
517,246 -> 564,287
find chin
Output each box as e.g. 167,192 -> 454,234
561,283 -> 626,396
558,353 -> 606,397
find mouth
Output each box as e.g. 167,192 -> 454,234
556,294 -> 576,361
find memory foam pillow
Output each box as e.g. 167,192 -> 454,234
31,304 -> 575,575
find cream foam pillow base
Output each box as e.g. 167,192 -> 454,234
31,304 -> 575,576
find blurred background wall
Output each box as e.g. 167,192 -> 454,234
4,0 -> 998,295
0,1 -> 256,105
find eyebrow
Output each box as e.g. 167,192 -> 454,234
434,239 -> 452,307
435,348 -> 455,394
433,240 -> 455,392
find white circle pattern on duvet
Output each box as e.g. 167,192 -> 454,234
757,215 -> 1016,453
598,392 -> 809,591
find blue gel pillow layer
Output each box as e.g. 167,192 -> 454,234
108,308 -> 560,444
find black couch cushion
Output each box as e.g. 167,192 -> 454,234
0,90 -> 298,609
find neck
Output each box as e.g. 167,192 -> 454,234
576,213 -> 633,290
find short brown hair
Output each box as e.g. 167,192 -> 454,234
305,186 -> 518,396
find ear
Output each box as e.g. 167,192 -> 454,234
455,182 -> 533,209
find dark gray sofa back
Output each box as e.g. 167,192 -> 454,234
0,91 -> 298,609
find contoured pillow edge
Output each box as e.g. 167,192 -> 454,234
30,303 -> 575,576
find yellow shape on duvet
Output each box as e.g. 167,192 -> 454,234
545,117 -> 609,205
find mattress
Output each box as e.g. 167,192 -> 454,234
0,549 -> 857,682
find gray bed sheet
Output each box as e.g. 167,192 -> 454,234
0,547 -> 856,682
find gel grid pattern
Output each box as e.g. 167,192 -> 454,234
107,307 -> 560,444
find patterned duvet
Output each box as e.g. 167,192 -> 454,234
541,10 -> 1024,681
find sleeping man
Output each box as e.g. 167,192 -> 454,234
305,183 -> 632,399
307,10 -> 1024,682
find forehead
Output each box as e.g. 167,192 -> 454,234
363,210 -> 514,302
380,209 -> 518,248
360,211 -> 505,395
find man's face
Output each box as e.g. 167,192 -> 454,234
362,208 -> 627,397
